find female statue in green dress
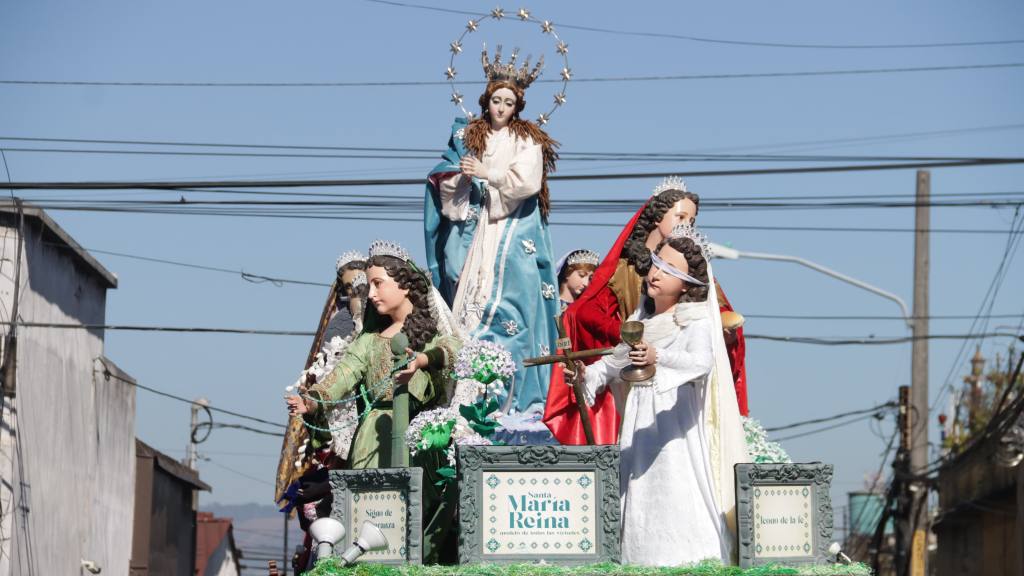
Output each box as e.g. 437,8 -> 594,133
287,240 -> 461,467
286,240 -> 463,562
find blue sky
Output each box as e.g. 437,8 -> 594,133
2,0 -> 1022,525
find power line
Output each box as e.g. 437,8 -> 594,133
765,402 -> 897,432
706,123 -> 1024,155
847,423 -> 900,536
6,320 -> 316,337
195,421 -> 285,438
95,360 -> 287,428
931,207 -> 1024,411
20,183 -> 1024,202
7,157 -> 1024,190
201,457 -> 276,487
77,245 -> 330,288
747,332 -> 1022,346
17,192 -> 1024,207
6,121 -> 1024,160
5,198 -> 1022,225
772,413 -> 883,442
745,313 -> 1024,321
13,321 -> 1020,346
2,141 -> 1015,165
363,0 -> 1024,50
2,62 -> 1022,88
157,447 -> 281,458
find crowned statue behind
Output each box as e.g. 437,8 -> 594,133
425,45 -> 560,422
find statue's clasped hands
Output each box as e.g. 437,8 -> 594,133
460,155 -> 489,180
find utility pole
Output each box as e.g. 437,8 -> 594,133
893,385 -> 911,575
906,170 -> 930,576
283,513 -> 290,576
186,397 -> 209,470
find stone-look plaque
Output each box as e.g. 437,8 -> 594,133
458,445 -> 620,565
329,467 -> 423,565
735,462 -> 834,568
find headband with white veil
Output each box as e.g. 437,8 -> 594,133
704,260 -> 749,562
427,284 -> 465,341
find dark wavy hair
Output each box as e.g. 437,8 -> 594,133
365,255 -> 437,352
621,189 -> 700,275
642,236 -> 709,313
659,236 -> 710,303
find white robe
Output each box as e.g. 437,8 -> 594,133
583,302 -> 730,566
437,127 -> 543,333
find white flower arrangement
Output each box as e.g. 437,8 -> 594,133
453,339 -> 516,385
742,416 -> 792,464
404,340 -> 513,478
405,405 -> 493,461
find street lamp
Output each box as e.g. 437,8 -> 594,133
710,243 -> 913,329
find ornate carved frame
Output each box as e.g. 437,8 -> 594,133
328,467 -> 423,565
457,445 -> 621,565
735,462 -> 834,568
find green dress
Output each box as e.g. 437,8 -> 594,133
307,330 -> 461,563
309,331 -> 460,468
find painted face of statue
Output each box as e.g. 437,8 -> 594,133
564,268 -> 594,299
367,265 -> 409,316
655,197 -> 698,240
487,87 -> 518,130
645,243 -> 688,301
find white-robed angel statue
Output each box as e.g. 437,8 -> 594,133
425,46 -> 560,416
569,224 -> 748,566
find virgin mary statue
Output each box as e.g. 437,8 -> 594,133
425,46 -> 560,415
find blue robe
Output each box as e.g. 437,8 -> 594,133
424,117 -> 559,414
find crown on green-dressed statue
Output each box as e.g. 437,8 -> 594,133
350,272 -> 367,289
481,44 -> 544,90
336,249 -> 366,272
652,175 -> 689,197
368,239 -> 411,262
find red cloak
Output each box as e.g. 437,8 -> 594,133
543,204 -> 750,446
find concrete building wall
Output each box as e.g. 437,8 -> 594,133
0,208 -> 134,576
147,468 -> 197,576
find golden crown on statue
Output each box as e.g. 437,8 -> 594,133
481,44 -> 544,90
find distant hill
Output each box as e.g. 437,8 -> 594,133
202,502 -> 305,574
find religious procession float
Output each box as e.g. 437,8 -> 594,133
274,7 -> 866,576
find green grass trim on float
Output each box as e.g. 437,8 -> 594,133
306,559 -> 872,576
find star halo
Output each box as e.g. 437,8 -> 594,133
445,6 -> 571,126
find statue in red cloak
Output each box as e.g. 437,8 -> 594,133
543,183 -> 749,445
